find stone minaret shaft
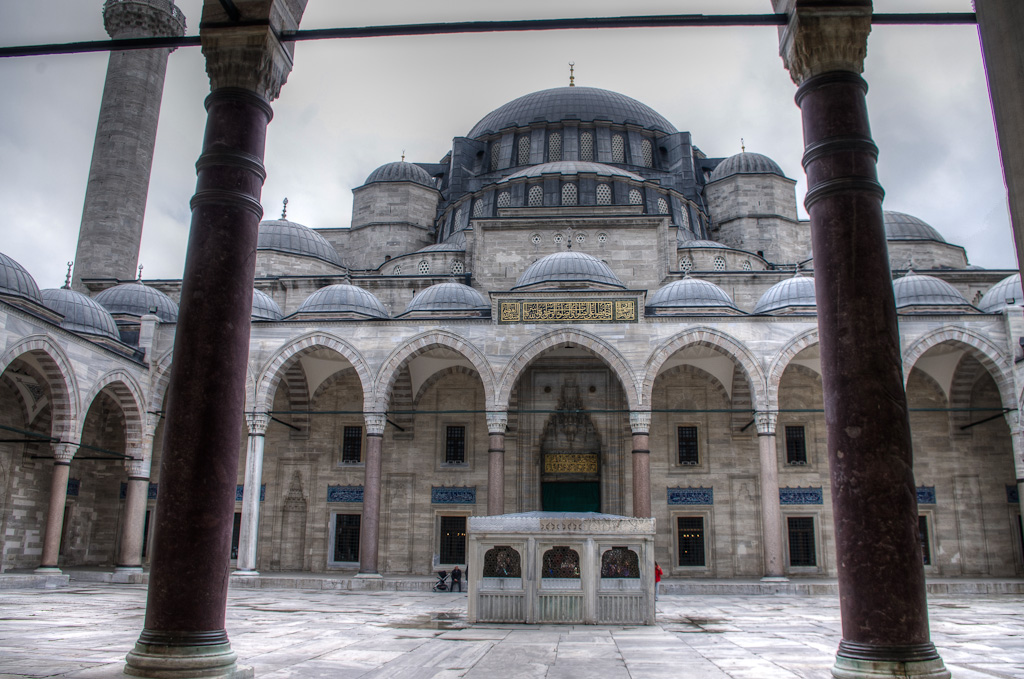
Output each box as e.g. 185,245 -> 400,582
72,0 -> 185,291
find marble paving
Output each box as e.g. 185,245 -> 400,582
0,585 -> 1021,678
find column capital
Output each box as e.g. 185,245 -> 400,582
486,411 -> 508,435
773,1 -> 873,85
629,411 -> 652,435
144,411 -> 162,439
124,458 -> 151,478
103,0 -> 186,41
245,412 -> 270,435
755,411 -> 778,436
53,442 -> 78,463
200,0 -> 308,101
364,412 -> 387,436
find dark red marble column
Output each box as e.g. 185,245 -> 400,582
630,412 -> 651,518
358,413 -> 386,576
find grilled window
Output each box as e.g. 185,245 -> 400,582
580,131 -> 594,161
517,135 -> 531,165
713,256 -> 726,271
788,517 -> 816,567
548,131 -> 562,161
657,197 -> 669,214
629,188 -> 643,205
677,517 -> 705,567
600,547 -> 639,578
785,426 -> 807,465
641,138 -> 654,167
562,182 -> 578,206
483,546 -> 521,577
678,426 -> 699,465
418,260 -> 430,274
528,185 -> 544,207
596,183 -> 612,205
342,426 -> 362,463
333,514 -> 360,562
542,545 -> 580,578
445,425 -> 466,464
680,257 -> 693,273
919,515 -> 931,566
612,133 -> 625,163
497,191 -> 511,208
472,199 -> 485,217
450,260 -> 464,275
490,141 -> 501,170
440,516 -> 467,564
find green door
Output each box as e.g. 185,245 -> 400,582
542,482 -> 600,512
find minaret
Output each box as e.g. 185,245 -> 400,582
72,0 -> 186,291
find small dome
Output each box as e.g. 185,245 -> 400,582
754,275 -> 817,314
252,289 -> 283,321
257,219 -> 344,266
502,161 -> 645,183
41,288 -> 120,340
514,252 -> 625,290
0,252 -> 43,304
648,278 -> 739,312
884,211 -> 946,243
364,161 -> 435,188
893,272 -> 970,309
95,282 -> 178,323
709,152 -> 785,182
296,284 -> 389,319
978,273 -> 1023,313
402,282 -> 488,315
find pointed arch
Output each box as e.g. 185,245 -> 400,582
902,326 -> 1015,411
78,369 -> 147,449
0,335 -> 80,440
496,328 -> 639,411
256,332 -> 372,413
766,328 -> 820,410
150,349 -> 174,413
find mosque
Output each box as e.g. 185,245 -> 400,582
1,12 -> 1022,583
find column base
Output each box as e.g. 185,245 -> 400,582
833,655 -> 950,679
231,569 -> 260,577
125,639 -> 252,679
760,575 -> 789,583
34,566 -> 62,575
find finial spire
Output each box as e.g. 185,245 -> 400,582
569,62 -> 575,87
401,149 -> 406,162
137,264 -> 143,281
281,197 -> 288,220
63,262 -> 73,290
741,138 -> 746,153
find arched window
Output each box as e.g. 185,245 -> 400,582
418,260 -> 430,274
641,138 -> 653,168
657,197 -> 669,214
548,131 -> 562,162
450,259 -> 464,275
393,264 -> 402,275
472,199 -> 485,217
454,207 -> 464,227
483,546 -> 522,578
611,133 -> 625,163
490,141 -> 501,171
542,546 -> 580,578
679,205 -> 690,229
680,257 -> 693,273
580,131 -> 594,161
742,260 -> 752,271
596,183 -> 612,205
713,256 -> 726,271
601,547 -> 640,579
629,188 -> 643,205
530,233 -> 542,245
517,135 -> 531,166
561,182 -> 578,206
497,191 -> 511,208
528,185 -> 544,207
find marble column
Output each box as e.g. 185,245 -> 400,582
1007,422 -> 1024,525
358,413 -> 387,577
116,413 -> 159,573
36,443 -> 78,573
125,2 -> 306,678
486,411 -> 508,515
773,3 -> 948,677
629,411 -> 652,518
755,412 -> 786,581
234,413 -> 269,576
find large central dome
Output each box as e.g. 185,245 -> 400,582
468,87 -> 677,138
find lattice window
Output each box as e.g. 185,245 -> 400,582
333,514 -> 360,562
597,232 -> 608,244
677,517 -> 706,567
561,182 -> 578,206
612,134 -> 625,163
575,232 -> 585,245
629,188 -> 643,205
497,191 -> 511,208
657,197 -> 669,214
440,516 -> 467,564
678,426 -> 699,465
450,259 -> 464,275
418,260 -> 430,275
580,131 -> 594,161
542,546 -> 580,578
788,517 -> 816,567
393,264 -> 402,276
454,207 -> 464,227
742,260 -> 752,271
553,233 -> 564,245
680,206 -> 690,228
517,135 -> 531,165
530,233 -> 542,245
641,138 -> 653,167
490,141 -> 501,171
483,546 -> 522,577
713,256 -> 726,271
785,426 -> 807,465
472,199 -> 485,217
596,183 -> 612,205
528,185 -> 543,207
680,257 -> 693,273
548,131 -> 562,162
919,516 -> 931,566
445,425 -> 466,463
600,547 -> 640,578
342,426 -> 362,463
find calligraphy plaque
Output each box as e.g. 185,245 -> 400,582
499,299 -> 637,324
544,453 -> 600,474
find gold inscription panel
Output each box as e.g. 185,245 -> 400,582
544,453 -> 600,474
499,300 -> 637,324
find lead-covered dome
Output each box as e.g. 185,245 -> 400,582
252,289 -> 283,321
754,275 -> 817,314
364,161 -> 435,188
41,288 -> 120,341
978,273 -> 1022,313
469,87 -> 677,138
257,219 -> 343,266
513,252 -> 625,290
0,252 -> 43,304
647,278 -> 740,314
400,282 -> 489,316
709,152 -> 785,182
884,211 -> 946,243
893,272 -> 971,310
502,161 -> 645,182
95,282 -> 178,323
295,284 -> 389,319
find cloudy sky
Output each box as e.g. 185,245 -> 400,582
0,0 -> 1015,287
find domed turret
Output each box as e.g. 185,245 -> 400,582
647,278 -> 740,315
95,282 -> 178,323
364,161 -> 435,188
709,152 -> 785,182
893,272 -> 973,312
514,252 -> 625,290
252,289 -> 284,321
753,275 -> 817,314
399,282 -> 489,317
41,288 -> 121,341
884,211 -> 946,243
978,273 -> 1023,313
295,284 -> 389,319
257,219 -> 343,267
0,252 -> 43,305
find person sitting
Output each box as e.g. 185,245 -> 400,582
450,565 -> 463,592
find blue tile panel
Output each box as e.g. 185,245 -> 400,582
1008,485 -> 1020,504
235,484 -> 267,502
66,478 -> 80,497
779,487 -> 823,505
917,486 -> 936,505
431,486 -> 476,504
667,487 -> 713,505
119,482 -> 160,500
327,485 -> 364,503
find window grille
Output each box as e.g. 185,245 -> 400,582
742,260 -> 752,271
680,257 -> 693,273
450,259 -> 464,275
629,188 -> 643,205
677,517 -> 705,567
612,134 -> 625,163
530,233 -> 541,245
528,185 -> 543,207
597,232 -> 608,244
490,141 -> 501,171
483,546 -> 521,577
454,207 -> 464,227
548,131 -> 562,162
342,426 -> 362,463
680,206 -> 690,229
919,516 -> 931,566
575,232 -> 585,245
418,260 -> 430,274
713,256 -> 726,271
542,546 -> 580,578
561,182 -> 578,206
580,131 -> 594,161
517,135 -> 531,165
641,138 -> 653,167
678,426 -> 699,465
333,514 -> 360,562
440,516 -> 467,564
600,547 -> 639,578
788,517 -> 816,567
553,233 -> 564,245
657,197 -> 669,214
497,191 -> 511,208
472,200 -> 485,217
596,183 -> 612,205
393,265 -> 402,276
445,425 -> 466,464
785,426 -> 807,465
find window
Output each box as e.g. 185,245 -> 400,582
713,256 -> 726,271
517,135 -> 531,165
333,514 -> 360,562
528,185 -> 544,207
919,515 -> 931,566
454,207 -> 464,227
787,517 -> 816,567
596,183 -> 611,205
342,425 -> 362,463
542,546 -> 580,578
530,233 -> 541,245
611,133 -> 625,163
472,199 -> 485,217
418,260 -> 430,274
450,259 -> 464,275
561,182 -> 578,206
483,546 -> 521,577
785,426 -> 807,465
392,264 -> 402,276
497,191 -> 511,208
490,141 -> 501,171
641,138 -> 653,168
680,257 -> 693,273
440,516 -> 467,564
548,131 -> 562,161
742,260 -> 752,271
657,197 -> 669,214
445,425 -> 466,464
677,517 -> 705,567
677,426 -> 699,465
580,131 -> 594,161
601,547 -> 639,578
629,188 -> 643,205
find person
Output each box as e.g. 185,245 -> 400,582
654,562 -> 663,600
451,565 -> 462,592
